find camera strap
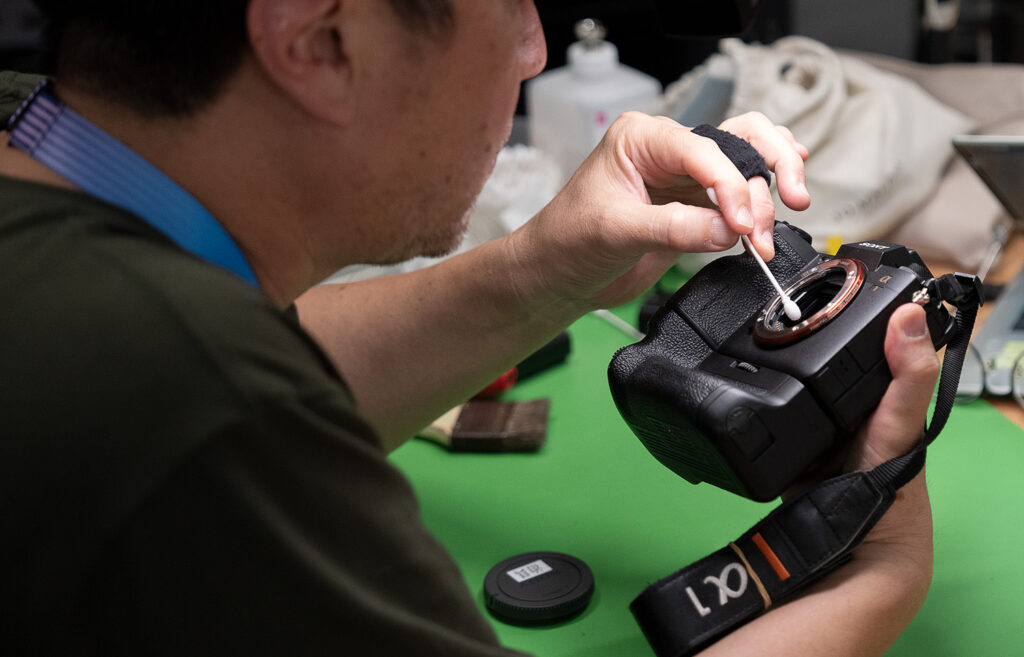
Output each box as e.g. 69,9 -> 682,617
630,274 -> 981,657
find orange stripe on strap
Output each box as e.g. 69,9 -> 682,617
752,532 -> 791,581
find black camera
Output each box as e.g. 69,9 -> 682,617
608,222 -> 958,502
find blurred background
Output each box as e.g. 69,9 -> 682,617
3,0 -> 1023,76
532,0 -> 1023,85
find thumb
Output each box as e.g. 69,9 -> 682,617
614,201 -> 738,254
850,304 -> 940,471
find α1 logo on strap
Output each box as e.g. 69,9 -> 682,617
684,562 -> 749,617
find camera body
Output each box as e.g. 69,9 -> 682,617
608,223 -> 955,501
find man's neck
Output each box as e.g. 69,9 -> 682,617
2,74 -> 322,308
0,131 -> 77,190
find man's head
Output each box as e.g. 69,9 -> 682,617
31,0 -> 546,300
35,0 -> 455,117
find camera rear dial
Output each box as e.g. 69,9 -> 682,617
754,258 -> 866,347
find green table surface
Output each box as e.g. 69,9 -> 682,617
390,293 -> 1024,657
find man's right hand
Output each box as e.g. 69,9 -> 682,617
503,111 -> 810,320
300,111 -> 812,448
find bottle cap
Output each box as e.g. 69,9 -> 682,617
574,18 -> 607,48
569,18 -> 617,77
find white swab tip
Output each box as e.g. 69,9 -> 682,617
783,298 -> 802,322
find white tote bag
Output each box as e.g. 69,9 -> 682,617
666,37 -> 973,253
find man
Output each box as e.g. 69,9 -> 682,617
0,0 -> 936,655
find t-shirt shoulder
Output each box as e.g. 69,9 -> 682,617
0,174 -> 365,438
0,71 -> 45,123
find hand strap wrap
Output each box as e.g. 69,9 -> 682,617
691,124 -> 772,186
630,274 -> 982,657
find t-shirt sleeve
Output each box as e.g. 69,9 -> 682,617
84,393 -> 528,657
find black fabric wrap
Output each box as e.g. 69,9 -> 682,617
629,276 -> 982,657
691,124 -> 772,186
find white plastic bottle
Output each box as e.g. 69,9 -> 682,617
527,19 -> 662,183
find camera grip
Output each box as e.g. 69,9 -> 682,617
612,354 -> 745,494
611,307 -> 835,500
611,310 -> 744,492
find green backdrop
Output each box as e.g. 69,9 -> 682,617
391,297 -> 1024,656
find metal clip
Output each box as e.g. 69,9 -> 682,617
926,273 -> 984,310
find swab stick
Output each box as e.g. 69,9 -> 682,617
707,188 -> 801,322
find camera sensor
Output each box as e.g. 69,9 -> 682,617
754,258 -> 865,347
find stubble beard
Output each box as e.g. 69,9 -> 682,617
416,202 -> 474,258
368,201 -> 474,265
362,127 -> 504,266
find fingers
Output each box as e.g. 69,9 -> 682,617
593,112 -> 809,260
719,112 -> 811,212
747,176 -> 776,260
675,113 -> 805,253
849,304 -> 940,471
618,201 -> 739,254
612,114 -> 756,237
775,125 -> 809,159
707,177 -> 775,260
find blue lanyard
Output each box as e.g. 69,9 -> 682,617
6,80 -> 260,289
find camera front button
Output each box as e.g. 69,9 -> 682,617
830,349 -> 862,388
726,407 -> 773,461
809,366 -> 846,404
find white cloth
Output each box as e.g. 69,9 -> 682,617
665,37 -> 974,256
855,51 -> 1024,269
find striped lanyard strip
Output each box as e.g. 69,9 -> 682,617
7,80 -> 259,289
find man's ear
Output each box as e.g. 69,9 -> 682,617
247,0 -> 355,124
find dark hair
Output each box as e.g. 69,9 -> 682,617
35,0 -> 453,117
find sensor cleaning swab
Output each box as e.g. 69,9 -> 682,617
706,188 -> 801,322
741,234 -> 802,322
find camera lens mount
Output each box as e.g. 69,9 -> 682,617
753,258 -> 865,347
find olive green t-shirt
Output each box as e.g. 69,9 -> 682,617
0,73 -> 522,656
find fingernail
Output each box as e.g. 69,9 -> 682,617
736,205 -> 754,230
902,309 -> 929,338
710,216 -> 736,248
706,188 -> 719,206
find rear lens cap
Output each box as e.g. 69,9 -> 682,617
483,551 -> 594,625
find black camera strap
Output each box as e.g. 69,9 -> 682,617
630,274 -> 981,657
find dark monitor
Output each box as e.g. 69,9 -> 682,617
953,134 -> 1024,224
953,134 -> 1024,398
